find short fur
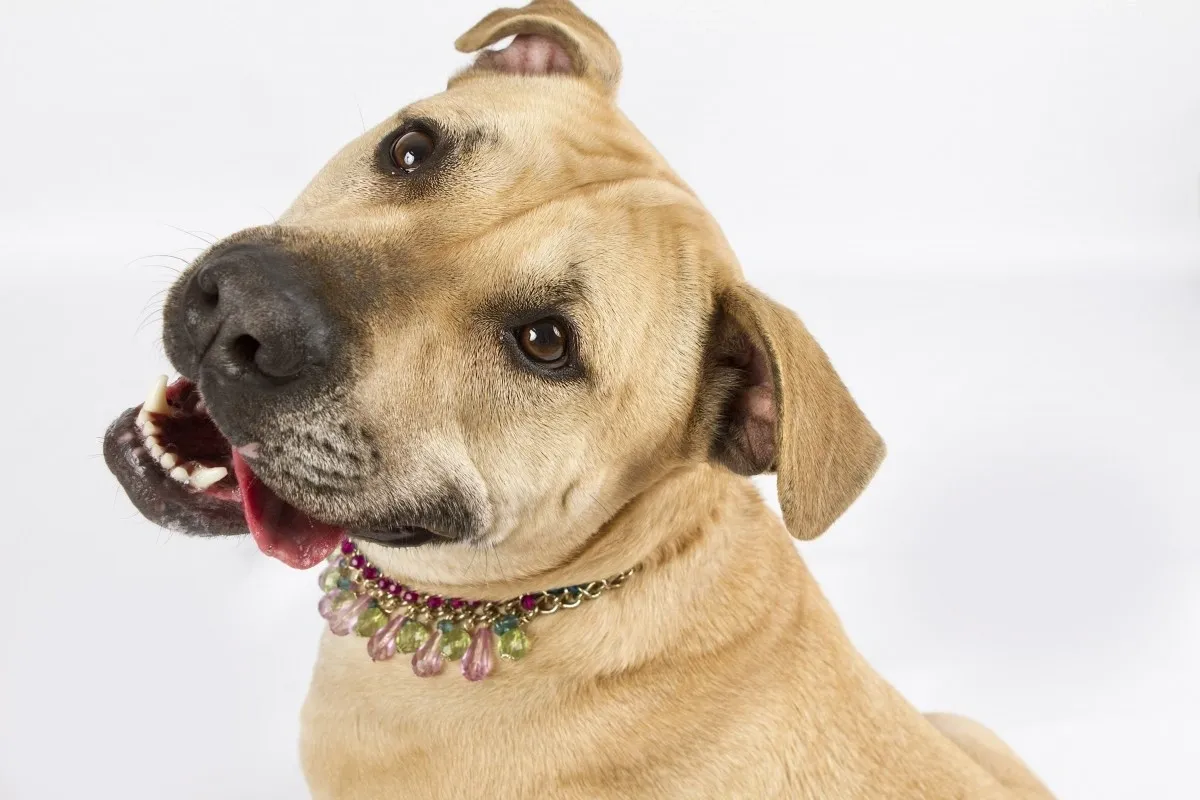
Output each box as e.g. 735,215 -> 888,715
132,2 -> 1056,797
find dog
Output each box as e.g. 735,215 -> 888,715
103,2 -> 1055,797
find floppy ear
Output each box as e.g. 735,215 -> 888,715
703,283 -> 885,540
454,0 -> 621,94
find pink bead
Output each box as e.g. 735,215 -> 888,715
368,615 -> 406,662
340,539 -> 355,554
520,594 -> 539,611
317,590 -> 342,620
329,594 -> 372,636
412,630 -> 445,677
461,627 -> 495,682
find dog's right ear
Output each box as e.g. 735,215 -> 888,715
696,283 -> 885,540
454,0 -> 621,94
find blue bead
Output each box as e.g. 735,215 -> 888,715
437,620 -> 454,633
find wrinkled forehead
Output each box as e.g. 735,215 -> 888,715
283,75 -> 681,233
382,182 -> 712,366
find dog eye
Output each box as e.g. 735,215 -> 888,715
515,319 -> 568,366
390,131 -> 435,172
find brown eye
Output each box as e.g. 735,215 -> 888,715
389,130 -> 435,172
516,319 -> 568,366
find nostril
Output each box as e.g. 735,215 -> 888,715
229,334 -> 261,371
225,332 -> 305,380
194,265 -> 220,306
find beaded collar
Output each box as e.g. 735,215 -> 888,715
317,538 -> 636,681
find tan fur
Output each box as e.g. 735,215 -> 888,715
267,2 -> 1055,796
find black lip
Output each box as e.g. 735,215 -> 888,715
103,406 -> 247,536
352,526 -> 444,548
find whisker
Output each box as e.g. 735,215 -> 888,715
134,310 -> 164,337
162,223 -> 217,245
488,542 -> 512,587
138,253 -> 193,265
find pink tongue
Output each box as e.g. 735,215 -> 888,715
231,451 -> 344,569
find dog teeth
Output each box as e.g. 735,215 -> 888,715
131,374 -> 229,492
144,374 -> 169,415
189,466 -> 229,490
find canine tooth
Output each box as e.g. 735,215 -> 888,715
136,409 -> 148,425
170,466 -> 190,483
144,375 -> 169,415
189,466 -> 228,490
159,452 -> 178,469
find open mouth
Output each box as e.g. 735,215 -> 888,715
105,376 -> 448,567
103,376 -> 346,569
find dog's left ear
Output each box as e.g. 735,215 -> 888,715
454,0 -> 621,94
700,283 -> 885,540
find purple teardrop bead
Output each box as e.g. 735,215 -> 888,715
412,630 -> 445,677
317,590 -> 343,620
461,627 -> 495,682
368,614 -> 407,662
329,594 -> 372,636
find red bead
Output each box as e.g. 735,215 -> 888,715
340,540 -> 355,554
363,567 -> 379,580
388,582 -> 402,596
427,596 -> 443,609
449,598 -> 464,609
520,594 -> 538,611
349,555 -> 365,569
403,591 -> 419,603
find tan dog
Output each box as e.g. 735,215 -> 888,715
103,2 -> 1055,797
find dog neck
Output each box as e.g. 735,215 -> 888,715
334,463 -> 820,677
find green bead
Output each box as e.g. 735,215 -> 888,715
439,626 -> 471,660
355,607 -> 387,637
498,628 -> 530,660
396,620 -> 429,654
320,567 -> 346,592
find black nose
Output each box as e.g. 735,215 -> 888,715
180,245 -> 333,386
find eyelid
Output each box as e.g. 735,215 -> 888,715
500,314 -> 584,382
375,119 -> 446,177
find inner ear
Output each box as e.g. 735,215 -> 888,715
475,34 -> 574,76
709,315 -> 778,476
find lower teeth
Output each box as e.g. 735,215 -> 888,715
136,376 -> 228,491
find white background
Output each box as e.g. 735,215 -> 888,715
2,1 -> 1198,798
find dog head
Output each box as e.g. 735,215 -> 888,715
104,0 -> 884,584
